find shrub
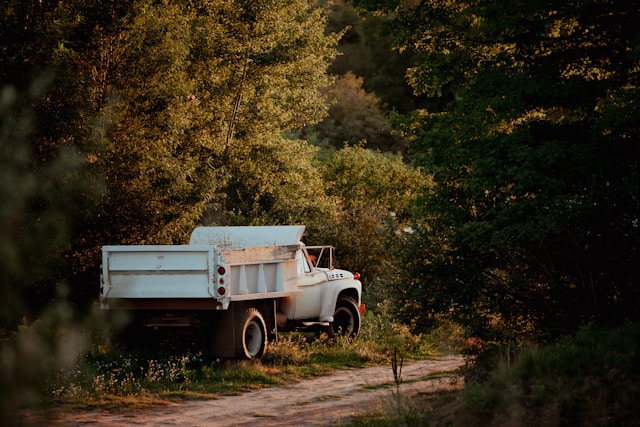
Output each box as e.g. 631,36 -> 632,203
461,322 -> 640,426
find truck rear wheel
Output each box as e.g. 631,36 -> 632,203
236,307 -> 267,359
330,296 -> 361,338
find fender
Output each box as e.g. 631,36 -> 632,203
318,278 -> 362,322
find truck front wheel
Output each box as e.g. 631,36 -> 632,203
237,307 -> 267,359
330,296 -> 361,338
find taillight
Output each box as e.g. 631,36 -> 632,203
353,272 -> 360,280
217,265 -> 227,295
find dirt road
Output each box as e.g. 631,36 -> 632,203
38,356 -> 464,427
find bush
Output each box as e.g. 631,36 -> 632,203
461,322 -> 640,426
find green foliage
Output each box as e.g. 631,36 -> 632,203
0,295 -> 93,424
318,145 -> 429,297
365,0 -> 640,342
50,352 -> 282,402
1,0 -> 343,309
328,0 -> 430,114
224,137 -> 430,305
0,48 -> 98,425
0,79 -> 100,328
349,322 -> 640,427
260,333 -> 313,366
301,72 -> 407,153
460,322 -> 640,426
220,136 -> 338,228
360,310 -> 423,357
89,0 -> 340,246
91,0 -> 220,242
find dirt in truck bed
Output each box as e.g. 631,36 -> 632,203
28,356 -> 464,426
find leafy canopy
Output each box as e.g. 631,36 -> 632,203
1,0 -> 341,310
358,0 -> 640,341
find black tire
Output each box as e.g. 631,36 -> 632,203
330,296 -> 361,338
236,307 -> 267,359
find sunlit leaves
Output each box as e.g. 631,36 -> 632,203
0,0 -> 343,308
222,136 -> 336,227
319,145 -> 428,292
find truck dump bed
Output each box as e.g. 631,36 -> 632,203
100,226 -> 306,309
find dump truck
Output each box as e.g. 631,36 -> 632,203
100,225 -> 363,359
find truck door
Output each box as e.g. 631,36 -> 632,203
291,249 -> 329,319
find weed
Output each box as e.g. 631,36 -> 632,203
391,347 -> 404,397
261,333 -> 311,366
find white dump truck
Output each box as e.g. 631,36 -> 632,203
100,225 -> 363,359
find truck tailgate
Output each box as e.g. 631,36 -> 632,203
101,245 -> 215,300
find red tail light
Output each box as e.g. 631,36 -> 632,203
217,266 -> 226,295
353,272 -> 360,280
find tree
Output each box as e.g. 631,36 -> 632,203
219,135 -> 340,230
1,0 -> 110,316
202,0 -> 342,228
0,78 -> 101,331
358,0 -> 640,342
327,0 -> 432,113
319,145 -> 428,306
1,0 -> 341,309
300,72 -> 407,154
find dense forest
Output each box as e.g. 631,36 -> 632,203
1,0 -> 639,422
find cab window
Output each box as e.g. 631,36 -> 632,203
296,250 -> 312,274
